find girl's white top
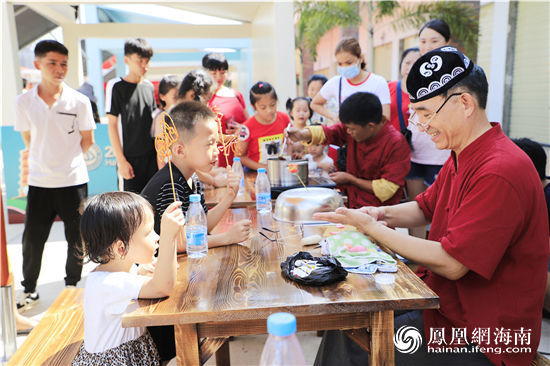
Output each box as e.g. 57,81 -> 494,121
83,269 -> 149,353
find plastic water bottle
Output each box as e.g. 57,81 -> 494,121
255,168 -> 272,215
232,157 -> 245,196
186,194 -> 208,258
259,313 -> 307,366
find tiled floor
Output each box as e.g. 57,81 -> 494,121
2,221 -> 549,365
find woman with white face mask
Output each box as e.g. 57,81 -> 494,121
311,37 -> 391,123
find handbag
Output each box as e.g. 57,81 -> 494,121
396,80 -> 413,149
336,76 -> 348,171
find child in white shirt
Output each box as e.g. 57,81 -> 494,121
73,192 -> 184,366
305,144 -> 335,178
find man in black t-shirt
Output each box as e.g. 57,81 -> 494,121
106,38 -> 157,193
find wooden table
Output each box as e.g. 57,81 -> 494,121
122,207 -> 439,366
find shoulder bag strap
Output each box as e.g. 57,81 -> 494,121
396,80 -> 407,134
339,76 -> 343,106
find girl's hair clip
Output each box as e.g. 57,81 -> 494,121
259,83 -> 264,88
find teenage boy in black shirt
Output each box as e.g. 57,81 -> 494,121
106,38 -> 157,193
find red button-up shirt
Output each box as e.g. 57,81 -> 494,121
416,123 -> 549,365
322,122 -> 410,208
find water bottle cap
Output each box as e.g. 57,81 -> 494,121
189,194 -> 201,202
233,157 -> 241,162
266,313 -> 296,337
258,168 -> 266,173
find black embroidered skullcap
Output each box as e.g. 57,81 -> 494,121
407,46 -> 474,103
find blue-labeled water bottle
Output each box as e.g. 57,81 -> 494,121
255,168 -> 272,215
259,313 -> 307,366
232,157 -> 245,196
186,194 -> 208,258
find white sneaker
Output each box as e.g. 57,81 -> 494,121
16,291 -> 39,311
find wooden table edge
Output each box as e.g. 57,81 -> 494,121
122,297 -> 439,328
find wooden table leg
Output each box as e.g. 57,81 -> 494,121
175,324 -> 200,366
344,328 -> 371,353
215,340 -> 230,366
369,310 -> 394,366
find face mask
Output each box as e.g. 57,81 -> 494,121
337,63 -> 361,79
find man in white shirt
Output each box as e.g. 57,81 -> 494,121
14,40 -> 96,310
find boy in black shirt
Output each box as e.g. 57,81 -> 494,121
106,38 -> 157,193
141,101 -> 252,362
142,100 -> 252,251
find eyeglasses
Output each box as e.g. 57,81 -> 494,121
408,93 -> 463,131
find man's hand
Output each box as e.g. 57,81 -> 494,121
313,207 -> 377,234
226,168 -> 240,197
329,171 -> 354,185
285,127 -> 309,143
226,219 -> 252,244
118,159 -> 135,180
356,206 -> 386,224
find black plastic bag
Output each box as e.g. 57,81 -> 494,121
280,251 -> 348,286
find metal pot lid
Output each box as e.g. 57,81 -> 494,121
273,187 -> 344,224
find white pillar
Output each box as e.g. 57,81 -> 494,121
272,2 -> 296,104
1,2 -> 21,126
486,1 -> 510,123
251,2 -> 296,108
63,25 -> 84,89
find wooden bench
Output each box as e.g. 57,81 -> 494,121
8,288 -> 84,366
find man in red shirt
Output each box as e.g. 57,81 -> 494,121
287,92 -> 410,208
313,47 -> 549,365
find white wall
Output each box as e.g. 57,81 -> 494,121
484,2 -> 508,125
509,1 -> 550,142
251,2 -> 296,106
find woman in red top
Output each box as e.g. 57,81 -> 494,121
203,53 -> 248,167
387,47 -> 420,132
